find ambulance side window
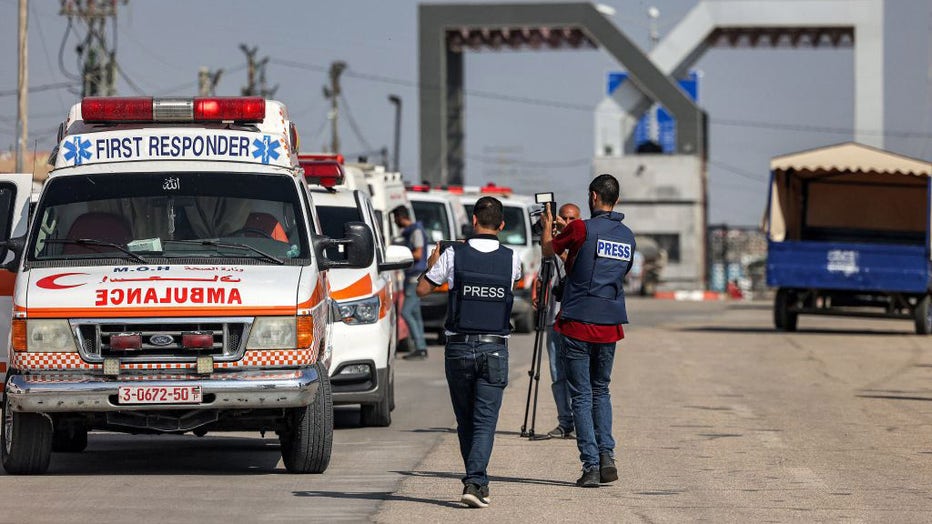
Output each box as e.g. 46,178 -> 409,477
0,184 -> 15,242
364,199 -> 384,264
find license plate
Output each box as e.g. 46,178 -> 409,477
117,386 -> 203,405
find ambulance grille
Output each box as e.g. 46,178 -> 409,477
75,320 -> 248,362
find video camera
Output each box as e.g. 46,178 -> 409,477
530,192 -> 556,239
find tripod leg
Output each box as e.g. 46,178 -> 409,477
528,324 -> 547,437
520,326 -> 544,437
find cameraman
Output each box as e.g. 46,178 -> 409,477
540,174 -> 635,488
536,203 -> 580,440
416,196 -> 522,508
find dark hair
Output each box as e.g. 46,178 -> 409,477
589,174 -> 619,205
472,196 -> 504,229
393,206 -> 410,219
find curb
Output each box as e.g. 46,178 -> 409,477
653,290 -> 725,301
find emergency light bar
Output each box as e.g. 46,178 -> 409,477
81,97 -> 266,123
301,160 -> 345,187
480,183 -> 512,195
299,153 -> 344,165
406,184 -> 431,192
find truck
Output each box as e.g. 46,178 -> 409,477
765,142 -> 932,334
0,96 -> 375,474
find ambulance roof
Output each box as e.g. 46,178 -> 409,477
52,97 -> 300,172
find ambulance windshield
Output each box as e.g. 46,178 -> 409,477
30,172 -> 309,265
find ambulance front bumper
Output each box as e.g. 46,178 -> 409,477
5,367 -> 320,413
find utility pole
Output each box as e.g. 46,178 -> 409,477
323,61 -> 346,154
198,67 -> 223,96
15,0 -> 28,173
240,44 -> 258,96
61,0 -> 123,97
388,94 -> 401,172
647,6 -> 661,145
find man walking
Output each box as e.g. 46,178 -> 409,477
541,174 -> 635,488
417,196 -> 522,508
394,207 -> 430,360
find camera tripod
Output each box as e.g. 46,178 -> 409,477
520,255 -> 556,440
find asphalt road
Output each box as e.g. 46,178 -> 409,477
4,298 -> 932,522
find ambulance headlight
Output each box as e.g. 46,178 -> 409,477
333,296 -> 380,325
247,317 -> 296,349
27,319 -> 78,352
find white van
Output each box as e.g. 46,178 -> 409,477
301,159 -> 412,426
460,190 -> 541,332
0,97 -> 375,474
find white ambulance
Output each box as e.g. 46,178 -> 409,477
301,158 -> 412,426
0,96 -> 375,475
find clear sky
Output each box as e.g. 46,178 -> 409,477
1,0 -> 929,225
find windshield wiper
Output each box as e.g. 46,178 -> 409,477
163,239 -> 284,265
43,239 -> 148,263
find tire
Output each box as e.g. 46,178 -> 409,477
513,308 -> 534,334
52,426 -> 88,453
914,295 -> 932,335
774,288 -> 798,332
360,377 -> 392,427
280,363 -> 333,474
1,394 -> 53,474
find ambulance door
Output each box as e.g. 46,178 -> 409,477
0,174 -> 35,390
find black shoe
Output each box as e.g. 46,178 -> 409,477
599,452 -> 618,483
402,350 -> 428,361
575,468 -> 600,488
479,484 -> 490,503
461,483 -> 489,508
547,425 -> 576,439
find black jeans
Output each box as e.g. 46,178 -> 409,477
444,339 -> 509,486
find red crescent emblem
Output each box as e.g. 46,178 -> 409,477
36,272 -> 87,290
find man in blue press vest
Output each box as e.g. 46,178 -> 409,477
394,207 -> 430,360
417,196 -> 522,508
541,174 -> 635,488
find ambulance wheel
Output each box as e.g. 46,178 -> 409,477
514,308 -> 534,333
52,425 -> 88,453
1,394 -> 53,474
280,363 -> 332,473
914,295 -> 932,335
774,288 -> 798,332
360,381 -> 392,427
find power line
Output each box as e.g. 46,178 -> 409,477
339,93 -> 373,151
0,82 -> 79,97
707,158 -> 769,182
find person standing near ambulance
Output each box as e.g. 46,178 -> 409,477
394,207 -> 430,360
416,196 -> 522,508
540,174 -> 635,488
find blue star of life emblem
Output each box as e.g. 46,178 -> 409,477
252,135 -> 281,165
62,136 -> 92,165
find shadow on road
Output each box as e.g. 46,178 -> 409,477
292,489 -> 462,509
393,469 -> 576,487
677,326 -> 914,336
38,434 -> 284,476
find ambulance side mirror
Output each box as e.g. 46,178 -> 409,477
460,223 -> 473,238
378,245 -> 413,272
314,221 -> 375,270
0,237 -> 25,273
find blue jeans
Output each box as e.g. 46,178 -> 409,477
562,335 -> 616,470
401,277 -> 427,351
445,340 -> 508,486
547,327 -> 574,431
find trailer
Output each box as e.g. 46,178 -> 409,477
765,142 -> 932,334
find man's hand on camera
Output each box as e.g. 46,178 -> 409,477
541,203 -> 554,233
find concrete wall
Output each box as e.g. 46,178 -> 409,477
593,154 -> 705,288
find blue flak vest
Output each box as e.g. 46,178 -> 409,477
560,210 -> 636,325
402,221 -> 428,277
445,241 -> 515,335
